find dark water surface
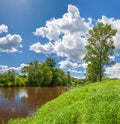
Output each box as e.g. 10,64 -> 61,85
0,87 -> 65,123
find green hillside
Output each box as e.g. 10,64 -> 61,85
8,79 -> 120,124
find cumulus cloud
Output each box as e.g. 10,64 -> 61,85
0,24 -> 22,53
0,24 -> 8,34
30,42 -> 54,54
98,16 -> 120,55
31,4 -> 92,61
59,60 -> 79,69
34,4 -> 91,40
105,63 -> 120,79
0,34 -> 22,52
0,64 -> 28,73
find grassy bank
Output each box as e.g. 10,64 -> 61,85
8,79 -> 120,124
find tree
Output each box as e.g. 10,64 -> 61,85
84,22 -> 117,82
50,68 -> 68,86
0,73 -> 8,84
21,60 -> 39,85
45,57 -> 56,68
67,71 -> 71,84
21,60 -> 53,86
20,59 -> 70,87
38,63 -> 53,86
7,69 -> 16,82
28,60 -> 39,85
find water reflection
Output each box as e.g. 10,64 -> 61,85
0,87 -> 65,123
18,89 -> 28,99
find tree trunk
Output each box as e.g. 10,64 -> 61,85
99,48 -> 102,82
99,69 -> 102,82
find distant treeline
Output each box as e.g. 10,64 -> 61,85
0,58 -> 85,87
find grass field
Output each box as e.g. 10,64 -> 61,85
8,79 -> 120,124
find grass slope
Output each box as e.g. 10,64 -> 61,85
8,79 -> 120,124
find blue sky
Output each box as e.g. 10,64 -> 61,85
0,0 -> 120,78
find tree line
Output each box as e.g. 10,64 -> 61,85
0,58 -> 85,87
0,58 -> 68,87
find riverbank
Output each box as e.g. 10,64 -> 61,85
8,79 -> 120,124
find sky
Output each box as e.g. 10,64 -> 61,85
0,0 -> 120,79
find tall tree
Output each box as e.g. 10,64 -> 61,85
22,60 -> 39,85
7,69 -> 16,82
28,60 -> 39,85
45,58 -> 56,68
84,22 -> 117,82
38,63 -> 53,86
21,60 -> 53,86
67,71 -> 71,84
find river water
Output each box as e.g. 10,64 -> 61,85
0,87 -> 66,123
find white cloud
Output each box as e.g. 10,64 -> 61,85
34,4 -> 91,40
68,69 -> 82,74
30,42 -> 54,54
0,64 -> 28,73
105,63 -> 120,79
98,16 -> 120,55
0,24 -> 8,34
0,65 -> 9,72
54,33 -> 87,60
0,34 -> 22,52
109,56 -> 115,61
31,4 -> 92,61
59,60 -> 86,79
79,63 -> 88,69
59,60 -> 79,69
10,64 -> 29,72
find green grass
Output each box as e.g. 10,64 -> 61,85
8,79 -> 120,124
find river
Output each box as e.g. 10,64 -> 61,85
0,86 -> 66,123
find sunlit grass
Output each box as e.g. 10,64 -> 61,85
8,79 -> 120,124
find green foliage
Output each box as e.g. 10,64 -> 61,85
0,70 -> 17,86
21,59 -> 70,87
15,76 -> 27,86
0,73 -> 8,84
8,79 -> 120,124
67,71 -> 71,84
37,63 -> 53,86
7,69 -> 16,82
21,60 -> 53,86
70,77 -> 86,86
0,58 -> 73,87
26,60 -> 39,85
0,58 -> 82,87
52,68 -> 68,86
84,22 -> 117,82
23,60 -> 68,87
45,57 -> 56,68
0,72 -> 28,87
